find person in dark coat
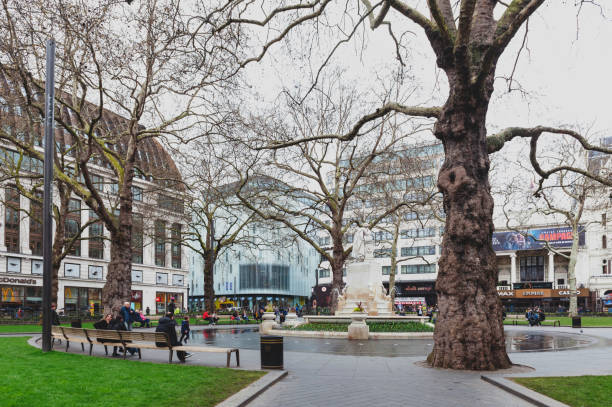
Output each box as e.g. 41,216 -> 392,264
51,303 -> 60,326
156,313 -> 189,362
120,302 -> 134,331
109,315 -> 136,356
167,299 -> 176,315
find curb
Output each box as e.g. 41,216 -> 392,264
268,329 -> 433,339
216,370 -> 288,407
481,376 -> 569,407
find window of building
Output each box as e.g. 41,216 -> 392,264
4,187 -> 20,253
132,213 -> 143,264
603,235 -> 607,249
65,199 -> 81,256
373,230 -> 394,241
154,220 -> 166,267
344,234 -> 354,243
6,257 -> 21,273
132,269 -> 143,282
400,264 -> 436,274
519,256 -> 544,281
156,272 -> 168,285
29,193 -> 43,256
319,269 -> 330,278
382,266 -> 397,275
88,265 -> 103,280
158,195 -> 184,213
64,286 -> 101,315
31,260 -> 43,274
132,186 -> 143,201
172,274 -> 184,286
91,174 -> 104,191
401,227 -> 436,239
240,264 -> 290,290
400,245 -> 436,257
88,211 -> 104,259
64,263 -> 80,278
557,278 -> 565,285
603,213 -> 607,226
171,223 -> 181,269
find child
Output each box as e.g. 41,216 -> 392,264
179,315 -> 190,343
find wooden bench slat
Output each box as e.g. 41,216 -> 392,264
174,346 -> 237,353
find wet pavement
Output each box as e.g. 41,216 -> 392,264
188,327 -> 597,356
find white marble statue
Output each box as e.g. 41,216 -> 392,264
352,226 -> 369,261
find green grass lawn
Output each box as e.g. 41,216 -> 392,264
290,322 -> 433,332
0,337 -> 265,407
503,316 -> 612,327
512,376 -> 612,407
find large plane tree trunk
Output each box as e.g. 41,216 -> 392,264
203,251 -> 217,313
428,90 -> 511,370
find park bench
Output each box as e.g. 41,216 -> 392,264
50,326 -> 240,367
506,314 -> 560,327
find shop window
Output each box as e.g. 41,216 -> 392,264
88,265 -> 103,280
64,263 -> 80,278
29,192 -> 43,256
4,187 -> 20,253
1,286 -> 24,305
131,290 -> 143,311
65,199 -> 81,256
154,220 -> 166,267
6,257 -> 21,273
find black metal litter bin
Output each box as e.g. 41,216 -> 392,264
71,319 -> 82,328
260,335 -> 283,369
572,316 -> 581,328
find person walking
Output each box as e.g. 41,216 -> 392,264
120,302 -> 134,331
179,316 -> 190,343
168,298 -> 176,315
145,306 -> 150,316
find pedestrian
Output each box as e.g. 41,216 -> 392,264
110,315 -> 136,356
156,312 -> 190,362
145,306 -> 150,316
179,316 -> 190,343
120,301 -> 134,331
168,298 -> 176,315
51,303 -> 60,326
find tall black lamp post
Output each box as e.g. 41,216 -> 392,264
41,39 -> 55,352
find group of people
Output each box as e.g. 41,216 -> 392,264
92,305 -> 192,362
525,307 -> 546,326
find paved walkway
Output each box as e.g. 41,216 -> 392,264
22,325 -> 612,407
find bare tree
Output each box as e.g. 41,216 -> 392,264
235,85 -> 421,313
176,141 -> 273,313
0,0 -> 237,313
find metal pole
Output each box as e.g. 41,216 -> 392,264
41,39 -> 56,352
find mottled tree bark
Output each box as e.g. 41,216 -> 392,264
203,251 -> 217,313
330,237 -> 346,314
102,161 -> 135,315
428,88 -> 511,370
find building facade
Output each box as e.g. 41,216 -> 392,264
0,85 -> 188,317
314,140 -> 612,312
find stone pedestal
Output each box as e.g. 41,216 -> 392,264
336,262 -> 393,316
284,311 -> 299,327
347,313 -> 369,340
260,312 -> 277,334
